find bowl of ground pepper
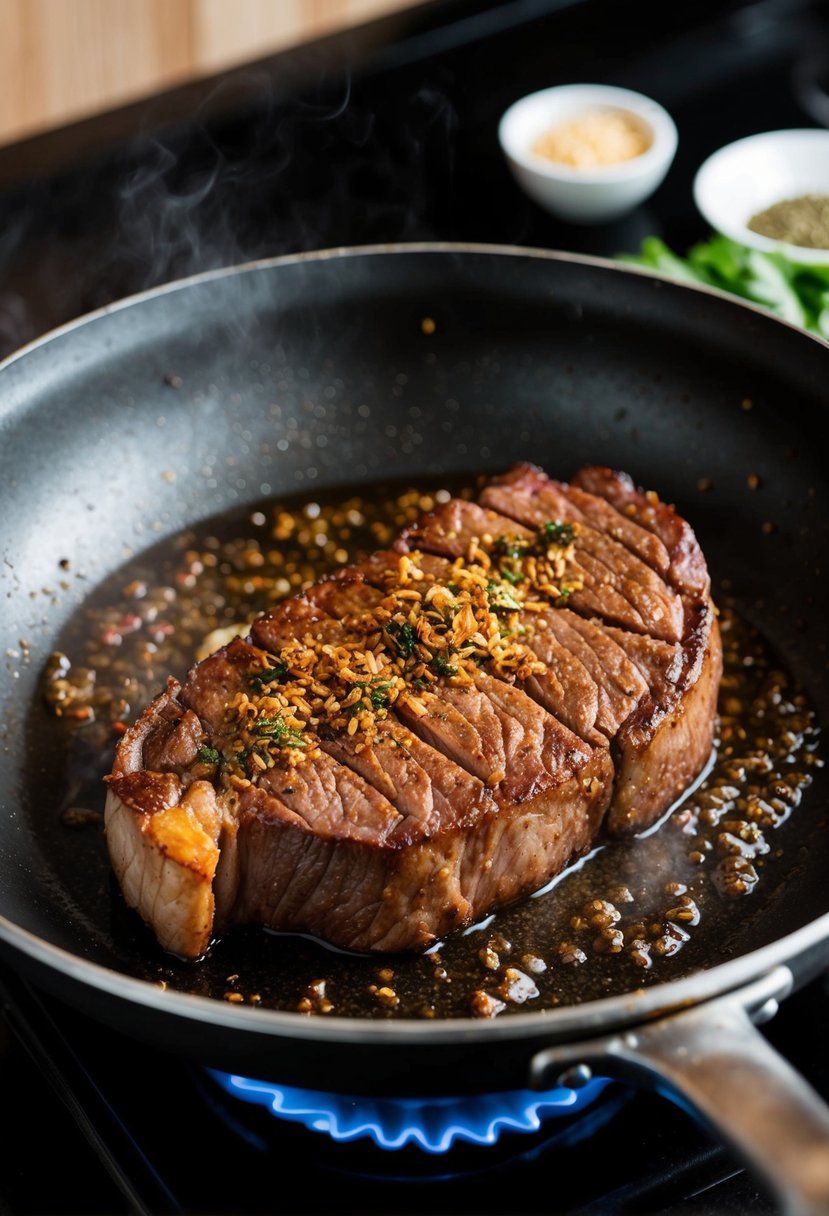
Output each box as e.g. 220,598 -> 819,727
498,83 -> 678,224
693,129 -> 829,264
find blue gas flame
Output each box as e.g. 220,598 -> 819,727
207,1071 -> 611,1152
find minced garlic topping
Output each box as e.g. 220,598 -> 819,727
532,107 -> 651,169
205,519 -> 583,782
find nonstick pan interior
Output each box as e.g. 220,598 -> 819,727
1,245 -> 828,1073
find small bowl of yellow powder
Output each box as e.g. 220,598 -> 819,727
498,83 -> 678,224
693,129 -> 829,265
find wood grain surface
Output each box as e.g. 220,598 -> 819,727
0,0 -> 416,149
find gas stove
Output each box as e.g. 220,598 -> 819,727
1,1 -> 828,1212
3,962 -> 829,1215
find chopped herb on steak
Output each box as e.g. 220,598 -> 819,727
104,463 -> 722,962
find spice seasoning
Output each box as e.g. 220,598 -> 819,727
532,107 -> 651,168
42,481 -> 821,1019
215,519 -> 582,784
747,194 -> 829,249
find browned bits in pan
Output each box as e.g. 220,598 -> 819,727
592,927 -> 625,955
494,968 -> 539,1004
558,942 -> 588,966
369,984 -> 400,1010
582,899 -> 621,930
470,990 -> 506,1018
479,946 -> 500,971
664,896 -> 700,926
297,979 -> 333,1015
42,479 -> 821,1020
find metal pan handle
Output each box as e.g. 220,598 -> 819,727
530,967 -> 829,1216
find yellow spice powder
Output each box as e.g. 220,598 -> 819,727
532,107 -> 651,168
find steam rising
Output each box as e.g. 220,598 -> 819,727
0,67 -> 458,359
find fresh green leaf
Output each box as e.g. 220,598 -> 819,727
617,234 -> 829,340
743,250 -> 807,327
618,236 -> 707,286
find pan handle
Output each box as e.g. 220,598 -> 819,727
530,967 -> 829,1216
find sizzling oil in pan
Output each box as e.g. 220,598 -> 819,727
33,476 -> 823,1019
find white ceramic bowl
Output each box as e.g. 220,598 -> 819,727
498,83 -> 678,224
693,129 -> 829,264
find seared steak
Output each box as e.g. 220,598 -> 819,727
104,463 -> 721,958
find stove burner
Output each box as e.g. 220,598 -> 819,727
206,1070 -> 612,1152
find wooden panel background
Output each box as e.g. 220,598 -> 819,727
0,0 -> 415,149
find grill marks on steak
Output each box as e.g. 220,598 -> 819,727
255,573 -> 599,808
104,462 -> 721,959
357,549 -> 611,748
109,633 -> 611,955
570,464 -> 710,597
323,719 -> 491,837
482,463 -> 672,579
403,485 -> 684,642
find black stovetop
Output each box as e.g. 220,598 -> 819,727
3,962 -> 829,1215
2,0 -> 828,357
1,2 -> 828,1213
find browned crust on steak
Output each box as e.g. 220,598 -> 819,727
607,600 -> 721,832
105,683 -> 222,959
570,464 -> 710,597
106,647 -> 613,956
218,745 -> 611,954
104,462 -> 721,958
392,466 -> 720,837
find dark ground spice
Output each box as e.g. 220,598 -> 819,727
747,193 -> 829,249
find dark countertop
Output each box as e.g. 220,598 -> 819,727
1,2 -> 829,1213
1,0 -> 828,360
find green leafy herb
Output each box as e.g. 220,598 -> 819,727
491,535 -> 529,587
492,535 -> 529,561
542,521 -> 577,546
370,682 -> 392,710
486,581 -> 523,614
385,619 -> 418,659
431,651 -> 458,677
196,746 -> 221,766
617,234 -> 829,339
251,662 -> 289,691
491,523 -> 576,590
347,679 -> 394,715
253,716 -> 307,748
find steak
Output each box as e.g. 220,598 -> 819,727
104,463 -> 722,959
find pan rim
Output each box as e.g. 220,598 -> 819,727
0,240 -> 826,391
2,908 -> 828,1043
2,239 -> 828,1045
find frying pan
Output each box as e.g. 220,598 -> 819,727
1,243 -> 829,1213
